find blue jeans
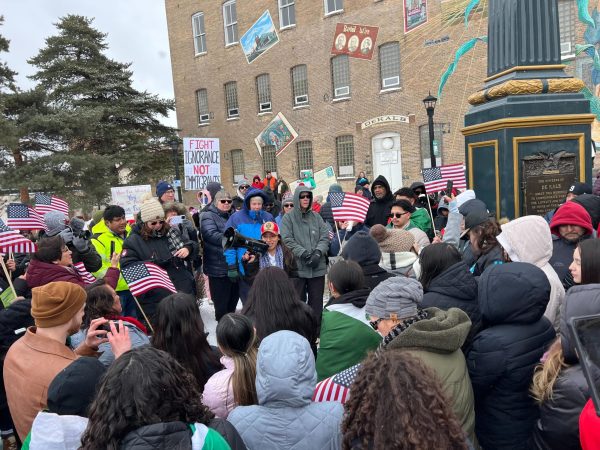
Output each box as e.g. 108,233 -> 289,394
118,290 -> 138,319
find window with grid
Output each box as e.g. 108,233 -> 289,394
558,0 -> 575,56
262,145 -> 277,174
324,0 -> 344,15
331,55 -> 351,98
256,74 -> 272,113
196,89 -> 209,124
223,0 -> 238,46
192,12 -> 207,55
296,141 -> 314,177
419,123 -> 444,168
224,82 -> 239,118
379,42 -> 401,89
336,135 -> 354,177
279,0 -> 296,28
231,149 -> 245,183
291,65 -> 309,106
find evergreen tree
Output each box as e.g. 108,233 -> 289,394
0,16 -> 16,92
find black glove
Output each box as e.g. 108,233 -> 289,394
227,265 -> 239,282
302,251 -> 312,264
307,250 -> 322,268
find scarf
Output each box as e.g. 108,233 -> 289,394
259,245 -> 284,269
381,309 -> 429,348
166,227 -> 185,254
106,314 -> 148,335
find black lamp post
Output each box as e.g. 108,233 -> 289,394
423,92 -> 438,168
169,139 -> 183,202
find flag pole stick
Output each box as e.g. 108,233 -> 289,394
0,257 -> 17,301
132,295 -> 155,334
425,194 -> 437,236
333,221 -> 343,253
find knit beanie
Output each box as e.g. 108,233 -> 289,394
47,357 -> 106,417
342,231 -> 381,265
549,201 -> 593,236
365,277 -> 423,320
370,224 -> 415,253
282,191 -> 293,203
328,183 -> 343,193
44,211 -> 68,237
31,281 -> 86,328
156,181 -> 174,199
214,190 -> 232,202
140,197 -> 165,223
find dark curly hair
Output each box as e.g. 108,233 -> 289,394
81,278 -> 117,330
342,350 -> 467,450
79,346 -> 213,450
470,219 -> 500,255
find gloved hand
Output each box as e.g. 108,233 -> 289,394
302,251 -> 312,264
307,250 -> 322,268
227,265 -> 239,282
58,228 -> 74,244
72,235 -> 90,252
69,217 -> 86,235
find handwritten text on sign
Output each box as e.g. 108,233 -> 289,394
183,138 -> 221,190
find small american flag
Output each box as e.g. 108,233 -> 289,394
313,363 -> 360,404
34,193 -> 69,216
7,203 -> 47,231
422,163 -> 467,193
121,262 -> 176,297
329,193 -> 370,223
73,262 -> 96,284
0,219 -> 37,254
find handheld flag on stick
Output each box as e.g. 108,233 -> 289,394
422,164 -> 467,193
0,219 -> 37,254
121,262 -> 177,297
7,204 -> 46,231
34,193 -> 69,216
330,192 -> 370,223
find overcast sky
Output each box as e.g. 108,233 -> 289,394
2,0 -> 177,127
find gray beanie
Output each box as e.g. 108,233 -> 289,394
365,277 -> 423,320
214,190 -> 232,202
44,211 -> 68,237
328,183 -> 343,193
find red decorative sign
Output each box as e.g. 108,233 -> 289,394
331,23 -> 379,60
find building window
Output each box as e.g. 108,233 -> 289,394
291,64 -> 309,106
231,149 -> 245,183
331,55 -> 351,99
419,123 -> 444,168
224,81 -> 239,118
279,0 -> 296,28
262,145 -> 277,174
223,0 -> 238,46
336,135 -> 354,177
379,42 -> 401,90
256,74 -> 272,113
191,12 -> 207,55
558,0 -> 575,57
324,0 -> 344,15
196,89 -> 210,124
296,141 -> 313,178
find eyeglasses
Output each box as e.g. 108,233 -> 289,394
299,194 -> 311,200
148,220 -> 165,226
239,185 -> 249,190
219,200 -> 233,204
283,203 -> 294,208
389,212 -> 409,219
366,315 -> 383,330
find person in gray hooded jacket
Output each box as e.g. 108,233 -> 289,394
280,186 -> 330,330
228,330 -> 343,450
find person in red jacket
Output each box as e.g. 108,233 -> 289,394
579,398 -> 600,449
251,175 -> 264,190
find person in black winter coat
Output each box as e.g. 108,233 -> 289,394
419,243 -> 480,352
467,262 -> 555,450
530,283 -> 600,450
340,231 -> 394,291
365,175 -> 394,227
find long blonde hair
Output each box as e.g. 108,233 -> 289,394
530,338 -> 569,403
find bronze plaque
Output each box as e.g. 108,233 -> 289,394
524,173 -> 575,215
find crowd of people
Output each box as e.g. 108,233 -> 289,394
0,172 -> 598,449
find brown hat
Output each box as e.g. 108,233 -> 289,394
31,282 -> 86,328
370,224 -> 415,253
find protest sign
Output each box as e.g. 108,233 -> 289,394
289,166 -> 337,199
110,185 -> 152,220
183,138 -> 221,190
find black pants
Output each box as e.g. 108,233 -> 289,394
292,276 -> 325,332
208,276 -> 240,321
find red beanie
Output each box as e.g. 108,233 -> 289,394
549,201 -> 593,236
580,399 -> 600,449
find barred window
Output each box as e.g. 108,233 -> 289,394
419,123 -> 444,168
224,81 -> 239,118
291,65 -> 309,106
231,149 -> 245,183
196,89 -> 209,124
379,42 -> 401,89
324,0 -> 343,14
192,12 -> 207,55
256,74 -> 272,113
296,141 -> 314,178
279,0 -> 296,28
331,55 -> 351,98
262,145 -> 277,174
336,135 -> 354,177
223,0 -> 238,46
558,0 -> 575,56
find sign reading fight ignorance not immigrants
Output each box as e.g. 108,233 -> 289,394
331,23 -> 379,60
183,137 -> 221,191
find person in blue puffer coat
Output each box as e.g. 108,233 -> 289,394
224,188 -> 273,304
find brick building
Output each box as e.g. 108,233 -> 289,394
165,0 -> 585,196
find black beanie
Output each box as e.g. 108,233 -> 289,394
342,231 -> 381,266
47,357 -> 106,417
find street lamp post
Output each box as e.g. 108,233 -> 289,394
169,139 -> 183,202
422,92 -> 438,168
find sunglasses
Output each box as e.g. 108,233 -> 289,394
299,194 -> 311,199
220,199 -> 233,204
239,185 -> 249,190
389,212 -> 409,218
148,220 -> 165,226
283,203 -> 294,208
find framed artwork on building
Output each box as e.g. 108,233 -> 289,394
403,0 -> 428,33
240,10 -> 280,64
254,112 -> 298,157
330,23 -> 379,60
